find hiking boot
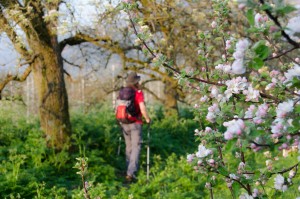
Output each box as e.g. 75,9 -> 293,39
125,174 -> 137,182
126,175 -> 133,182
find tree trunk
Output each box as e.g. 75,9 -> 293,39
163,79 -> 179,116
32,39 -> 71,150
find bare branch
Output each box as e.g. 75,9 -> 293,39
0,66 -> 31,93
59,34 -> 112,51
265,47 -> 299,61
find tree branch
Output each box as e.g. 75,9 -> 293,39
259,0 -> 300,48
271,163 -> 298,175
265,46 -> 299,61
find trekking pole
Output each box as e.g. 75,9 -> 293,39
146,122 -> 151,182
117,136 -> 122,156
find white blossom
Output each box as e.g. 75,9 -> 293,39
223,119 -> 245,140
196,144 -> 211,158
274,174 -> 285,191
284,64 -> 300,85
243,86 -> 260,102
276,100 -> 294,118
206,103 -> 220,123
286,16 -> 300,38
231,59 -> 246,74
236,39 -> 250,52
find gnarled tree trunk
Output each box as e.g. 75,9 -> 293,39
31,38 -> 71,150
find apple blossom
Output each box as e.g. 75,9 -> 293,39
284,64 -> 300,85
254,13 -> 264,27
276,100 -> 294,118
243,86 -> 260,102
187,154 -> 195,163
196,144 -> 212,158
286,16 -> 300,38
200,95 -> 208,102
244,105 -> 256,119
274,174 -> 285,191
231,59 -> 246,74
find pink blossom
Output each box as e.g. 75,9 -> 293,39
265,83 -> 275,90
200,95 -> 208,102
270,70 -> 280,77
223,119 -> 245,140
244,105 -> 256,119
281,143 -> 288,149
256,104 -> 268,118
238,3 -> 246,10
270,26 -> 278,32
255,13 -> 264,27
276,100 -> 294,118
187,154 -> 194,163
207,159 -> 215,166
205,127 -> 212,133
253,118 -> 263,124
226,40 -> 231,50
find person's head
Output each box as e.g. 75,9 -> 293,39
126,72 -> 141,88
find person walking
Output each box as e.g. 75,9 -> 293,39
119,72 -> 151,182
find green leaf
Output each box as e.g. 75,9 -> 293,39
261,4 -> 272,11
275,5 -> 297,16
218,166 -> 229,176
295,105 -> 300,114
252,41 -> 271,60
252,58 -> 264,69
292,119 -> 300,129
246,9 -> 255,26
291,76 -> 300,88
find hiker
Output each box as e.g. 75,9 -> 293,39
117,72 -> 151,181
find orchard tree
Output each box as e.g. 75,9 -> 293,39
0,0 -> 157,150
123,0 -> 300,198
0,0 -> 73,149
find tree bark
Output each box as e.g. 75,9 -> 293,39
31,38 -> 71,150
163,78 -> 179,116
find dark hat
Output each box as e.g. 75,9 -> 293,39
126,72 -> 141,85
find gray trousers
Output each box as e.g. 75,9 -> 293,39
121,123 -> 142,177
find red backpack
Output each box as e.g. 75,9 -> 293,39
115,87 -> 138,123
